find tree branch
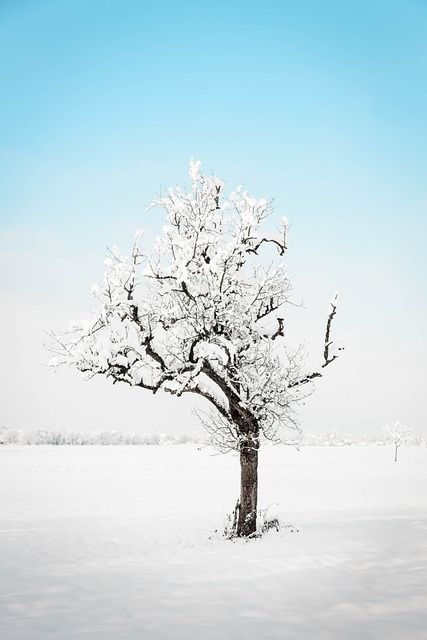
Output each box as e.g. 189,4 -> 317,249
322,295 -> 340,368
202,360 -> 242,406
270,317 -> 285,340
288,295 -> 341,389
248,236 -> 287,256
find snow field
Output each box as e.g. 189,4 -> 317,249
1,445 -> 426,639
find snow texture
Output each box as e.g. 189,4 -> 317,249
1,444 -> 426,639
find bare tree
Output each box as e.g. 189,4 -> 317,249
382,421 -> 414,462
48,160 -> 341,537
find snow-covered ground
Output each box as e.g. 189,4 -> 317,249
1,444 -> 426,639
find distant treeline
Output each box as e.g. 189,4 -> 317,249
0,425 -> 425,447
0,425 -> 203,446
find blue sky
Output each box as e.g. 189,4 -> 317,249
1,0 -> 426,435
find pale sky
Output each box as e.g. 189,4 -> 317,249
1,0 -> 426,436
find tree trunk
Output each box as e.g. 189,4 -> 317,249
237,439 -> 259,537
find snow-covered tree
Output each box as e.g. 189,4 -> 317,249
382,421 -> 415,462
49,160 -> 341,537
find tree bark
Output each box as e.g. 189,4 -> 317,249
237,438 -> 259,537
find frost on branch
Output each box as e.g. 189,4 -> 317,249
48,160 -> 340,453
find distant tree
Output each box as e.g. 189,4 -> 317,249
382,421 -> 415,462
48,160 -> 341,537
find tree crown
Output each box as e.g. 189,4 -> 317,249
49,160 -> 340,450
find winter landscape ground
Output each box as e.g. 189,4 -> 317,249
1,444 -> 426,639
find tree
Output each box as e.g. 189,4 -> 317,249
382,421 -> 414,462
49,160 -> 341,537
